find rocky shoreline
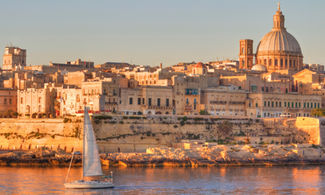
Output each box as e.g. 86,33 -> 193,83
1,144 -> 325,167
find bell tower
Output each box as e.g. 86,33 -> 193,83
239,39 -> 254,69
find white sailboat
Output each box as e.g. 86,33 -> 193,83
64,107 -> 114,189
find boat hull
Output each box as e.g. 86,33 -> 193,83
64,180 -> 114,189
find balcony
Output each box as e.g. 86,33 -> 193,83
144,105 -> 173,110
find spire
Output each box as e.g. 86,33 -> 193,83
277,2 -> 281,11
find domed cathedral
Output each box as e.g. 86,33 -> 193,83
239,3 -> 303,73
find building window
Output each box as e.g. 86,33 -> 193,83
275,59 -> 278,66
9,99 -> 12,105
279,102 -> 282,107
21,97 -> 23,104
272,101 -> 274,107
262,87 -> 264,92
285,59 -> 288,67
138,98 -> 141,105
194,98 -> 197,110
284,102 -> 286,107
280,59 -> 283,67
268,101 -> 270,107
4,98 -> 7,105
148,98 -> 152,106
314,103 -> 317,108
157,98 -> 161,107
276,102 -> 278,107
166,98 -> 169,107
186,98 -> 189,105
129,97 -> 133,105
38,97 -> 41,103
264,101 -> 266,107
142,98 -> 145,105
256,103 -> 258,107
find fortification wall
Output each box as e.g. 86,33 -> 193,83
0,116 -> 320,153
0,118 -> 83,152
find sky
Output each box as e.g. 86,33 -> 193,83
0,0 -> 324,66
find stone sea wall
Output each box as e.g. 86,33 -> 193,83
0,116 -> 322,153
0,118 -> 83,152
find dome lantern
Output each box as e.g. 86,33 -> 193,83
273,2 -> 285,30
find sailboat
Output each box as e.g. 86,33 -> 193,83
64,107 -> 114,189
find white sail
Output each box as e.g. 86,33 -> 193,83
83,107 -> 103,177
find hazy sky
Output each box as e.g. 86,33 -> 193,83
0,0 -> 324,66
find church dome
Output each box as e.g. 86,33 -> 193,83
255,3 -> 303,72
256,30 -> 302,55
252,64 -> 267,72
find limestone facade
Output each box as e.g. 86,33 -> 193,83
201,86 -> 247,117
247,93 -> 321,118
119,86 -> 174,115
2,47 -> 26,71
17,85 -> 56,117
0,89 -> 17,114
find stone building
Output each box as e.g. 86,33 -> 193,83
17,84 -> 56,117
221,73 -> 292,94
0,89 -> 17,116
56,86 -> 82,116
2,47 -> 26,71
247,93 -> 321,118
123,68 -> 178,86
119,86 -> 174,115
201,86 -> 247,117
64,71 -> 92,88
81,79 -> 120,113
172,75 -> 218,115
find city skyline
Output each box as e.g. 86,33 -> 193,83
0,0 -> 324,66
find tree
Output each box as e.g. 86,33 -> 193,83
199,110 -> 209,115
311,109 -> 325,117
217,121 -> 233,139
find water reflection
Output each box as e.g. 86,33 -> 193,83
0,166 -> 324,194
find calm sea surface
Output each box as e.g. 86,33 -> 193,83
0,165 -> 324,194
